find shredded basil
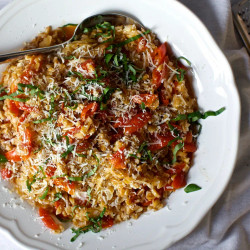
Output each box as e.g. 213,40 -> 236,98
172,142 -> 184,164
0,154 -> 7,163
17,83 -> 44,99
105,53 -> 113,64
0,91 -> 29,102
87,187 -> 92,200
116,30 -> 150,47
38,186 -> 49,200
64,55 -> 76,60
67,71 -> 84,81
172,107 -> 226,123
61,136 -> 75,158
33,117 -> 52,124
130,142 -> 153,162
140,102 -> 146,110
53,192 -> 63,202
176,68 -> 186,82
177,56 -> 191,66
184,184 -> 201,193
68,176 -> 84,181
61,23 -> 77,28
71,208 -> 106,242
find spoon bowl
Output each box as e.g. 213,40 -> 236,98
0,13 -> 145,63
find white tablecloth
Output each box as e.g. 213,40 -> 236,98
0,0 -> 249,249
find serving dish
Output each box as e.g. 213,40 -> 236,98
0,0 -> 240,249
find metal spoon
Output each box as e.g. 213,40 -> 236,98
0,13 -> 145,63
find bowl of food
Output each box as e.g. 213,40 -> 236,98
0,0 -> 240,249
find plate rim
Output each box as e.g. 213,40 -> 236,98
0,0 -> 241,249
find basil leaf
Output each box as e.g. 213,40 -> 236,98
67,71 -> 84,81
177,56 -> 191,66
116,30 -> 150,47
167,137 -> 180,147
53,192 -> 63,202
76,153 -> 87,158
0,92 -> 29,102
113,54 -> 119,66
128,64 -> 136,76
86,165 -> 98,178
87,187 -> 92,200
64,55 -> 76,60
172,142 -> 184,163
140,102 -> 146,110
33,117 -> 51,124
105,53 -> 113,64
61,144 -> 75,158
129,154 -> 139,159
39,186 -> 49,200
61,23 -> 77,28
67,176 -> 83,181
39,166 -> 46,178
176,68 -> 186,82
0,154 -> 7,163
184,184 -> 201,193
71,207 -> 106,242
188,107 -> 226,122
171,107 -> 226,123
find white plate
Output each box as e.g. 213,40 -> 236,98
0,0 -> 240,249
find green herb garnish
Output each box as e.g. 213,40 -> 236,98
172,107 -> 226,123
0,154 -> 7,163
53,192 -> 63,202
140,102 -> 146,110
71,208 -> 106,242
116,30 -> 150,47
172,142 -> 184,164
184,184 -> 201,193
38,186 -> 49,200
177,56 -> 191,66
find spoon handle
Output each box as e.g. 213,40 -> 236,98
0,43 -> 64,63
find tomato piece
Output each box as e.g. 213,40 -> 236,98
152,42 -> 168,66
64,126 -> 81,137
149,134 -> 175,151
142,200 -> 152,207
137,37 -> 147,52
15,101 -> 37,112
80,59 -> 95,77
111,148 -> 126,169
166,162 -> 186,175
132,94 -> 158,107
172,172 -> 187,189
76,141 -> 89,153
46,166 -> 57,177
5,149 -> 22,162
19,111 -> 29,123
114,112 -> 152,134
184,143 -> 197,153
38,207 -> 60,231
75,198 -> 87,207
152,64 -> 169,89
53,178 -> 75,195
102,216 -> 114,229
8,100 -> 22,117
54,200 -> 64,209
22,128 -> 32,147
159,88 -> 169,106
62,25 -> 77,40
1,168 -> 13,179
185,131 -> 193,144
20,56 -> 43,84
10,83 -> 18,94
81,102 -> 99,122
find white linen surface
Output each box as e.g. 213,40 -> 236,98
0,0 -> 249,249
